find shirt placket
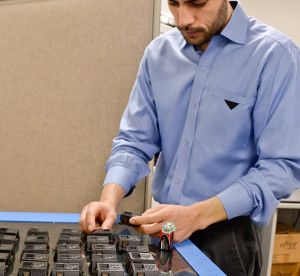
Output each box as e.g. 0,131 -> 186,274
166,40 -> 221,204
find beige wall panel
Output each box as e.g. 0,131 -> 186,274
0,0 -> 155,213
239,0 -> 299,46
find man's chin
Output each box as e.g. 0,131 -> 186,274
183,36 -> 205,46
181,33 -> 208,46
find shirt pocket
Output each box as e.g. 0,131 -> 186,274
197,87 -> 256,150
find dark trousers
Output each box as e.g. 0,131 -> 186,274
189,216 -> 263,276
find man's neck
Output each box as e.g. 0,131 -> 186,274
200,1 -> 234,52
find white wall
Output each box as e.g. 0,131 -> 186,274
239,0 -> 300,46
161,0 -> 170,15
161,0 -> 300,46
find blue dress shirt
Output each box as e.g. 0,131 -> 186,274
104,1 -> 300,226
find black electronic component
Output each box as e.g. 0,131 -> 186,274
128,263 -> 159,276
89,254 -> 118,275
117,235 -> 141,252
51,262 -> 80,276
0,228 -> 20,240
60,229 -> 82,237
0,244 -> 15,255
0,252 -> 14,274
119,212 -> 140,228
21,253 -> 49,263
0,253 -> 10,265
21,244 -> 49,257
86,236 -> 109,253
54,244 -> 81,261
0,234 -> 18,246
27,229 -> 49,238
24,236 -> 49,248
18,261 -> 48,276
0,262 -> 5,276
96,263 -> 124,276
125,245 -> 149,253
56,254 -> 83,270
91,244 -> 117,255
125,252 -> 155,272
57,235 -> 81,246
90,230 -> 113,242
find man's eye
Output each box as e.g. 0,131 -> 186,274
168,1 -> 179,6
192,2 -> 206,7
191,0 -> 207,7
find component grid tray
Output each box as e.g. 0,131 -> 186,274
0,222 -> 197,276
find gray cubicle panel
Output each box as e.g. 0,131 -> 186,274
0,0 -> 158,214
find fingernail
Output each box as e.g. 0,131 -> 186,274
88,225 -> 93,232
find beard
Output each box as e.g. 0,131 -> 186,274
178,0 -> 229,46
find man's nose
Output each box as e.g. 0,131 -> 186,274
178,7 -> 194,28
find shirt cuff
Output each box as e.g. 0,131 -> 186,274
103,166 -> 134,195
217,182 -> 253,220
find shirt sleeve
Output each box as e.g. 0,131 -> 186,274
103,46 -> 161,195
217,44 -> 300,226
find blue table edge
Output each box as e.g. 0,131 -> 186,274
0,212 -> 226,276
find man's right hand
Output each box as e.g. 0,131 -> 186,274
79,183 -> 126,234
79,201 -> 117,233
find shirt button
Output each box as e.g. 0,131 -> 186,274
175,178 -> 180,184
192,104 -> 196,109
201,66 -> 206,71
184,140 -> 189,145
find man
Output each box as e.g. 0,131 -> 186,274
80,0 -> 300,275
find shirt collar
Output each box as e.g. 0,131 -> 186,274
221,1 -> 249,45
179,0 -> 249,50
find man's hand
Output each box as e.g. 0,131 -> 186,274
130,204 -> 198,242
79,183 -> 126,234
129,196 -> 227,243
79,201 -> 117,233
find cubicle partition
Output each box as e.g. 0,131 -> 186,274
0,0 -> 158,214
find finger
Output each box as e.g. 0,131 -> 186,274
132,224 -> 155,235
132,226 -> 143,234
100,213 -> 117,230
139,221 -> 164,236
79,207 -> 88,233
130,212 -> 164,226
85,203 -> 101,233
149,232 -> 160,238
142,205 -> 164,216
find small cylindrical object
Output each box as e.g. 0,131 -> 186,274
159,223 -> 175,251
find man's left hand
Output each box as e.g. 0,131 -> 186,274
129,197 -> 227,243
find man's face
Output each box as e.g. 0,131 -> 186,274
168,0 -> 230,49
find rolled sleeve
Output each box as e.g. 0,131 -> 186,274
103,166 -> 135,195
217,182 -> 253,220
